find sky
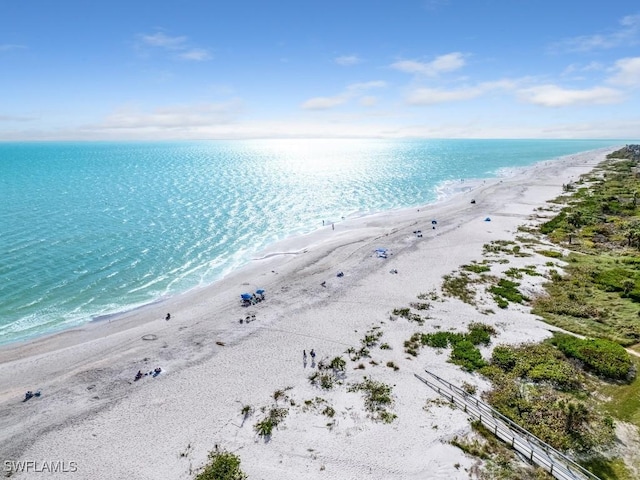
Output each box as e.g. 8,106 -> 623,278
1,0 -> 639,140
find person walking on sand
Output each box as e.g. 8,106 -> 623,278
303,350 -> 307,359
310,349 -> 316,359
331,223 -> 334,231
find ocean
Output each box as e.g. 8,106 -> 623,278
0,139 -> 628,345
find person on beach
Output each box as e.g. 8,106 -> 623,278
332,223 -> 334,231
310,349 -> 316,359
165,313 -> 171,321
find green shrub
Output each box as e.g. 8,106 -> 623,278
489,279 -> 528,304
540,211 -> 567,234
451,340 -> 486,371
551,334 -> 633,380
322,406 -> 335,417
467,323 -> 495,346
442,272 -> 476,304
462,263 -> 491,274
348,376 -> 395,419
538,249 -> 563,258
491,346 -> 517,372
195,447 -> 247,480
392,308 -> 410,318
495,297 -> 509,309
421,331 -> 451,348
329,356 -> 346,373
254,417 -> 275,438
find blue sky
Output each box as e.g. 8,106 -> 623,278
1,0 -> 639,140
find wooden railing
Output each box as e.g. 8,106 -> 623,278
415,369 -> 600,480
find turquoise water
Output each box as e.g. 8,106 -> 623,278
0,139 -> 628,344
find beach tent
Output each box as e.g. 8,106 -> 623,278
431,220 -> 437,225
484,217 -> 491,222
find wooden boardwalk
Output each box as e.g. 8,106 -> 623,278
415,370 -> 600,480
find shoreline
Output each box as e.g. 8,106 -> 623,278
0,146 -> 617,479
0,143 -> 608,349
0,149 -> 586,352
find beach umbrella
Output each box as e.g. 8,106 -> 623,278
256,289 -> 265,295
484,217 -> 491,222
241,293 -> 252,300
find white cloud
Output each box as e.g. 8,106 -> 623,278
562,61 -> 604,76
301,81 -> 387,110
178,49 -> 212,61
390,52 -> 465,76
518,85 -> 624,107
140,32 -> 187,49
0,44 -> 27,52
137,31 -> 211,61
359,96 -> 378,107
301,96 -> 347,110
407,87 -> 481,105
406,79 -> 515,105
607,57 -> 640,87
551,14 -> 640,52
346,81 -> 386,91
97,101 -> 243,129
335,55 -> 362,66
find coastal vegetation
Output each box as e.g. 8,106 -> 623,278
195,447 -> 247,480
432,147 -> 640,478
404,323 -> 496,371
254,406 -> 289,439
348,376 -> 396,423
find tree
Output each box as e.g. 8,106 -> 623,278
622,220 -> 640,248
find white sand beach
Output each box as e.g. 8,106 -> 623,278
0,148 -> 615,479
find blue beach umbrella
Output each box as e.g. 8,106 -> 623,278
256,289 -> 265,295
241,293 -> 252,300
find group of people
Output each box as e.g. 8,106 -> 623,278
23,390 -> 41,402
240,313 -> 256,324
134,367 -> 162,381
303,349 -> 316,362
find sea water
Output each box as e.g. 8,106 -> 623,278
0,139 -> 628,344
